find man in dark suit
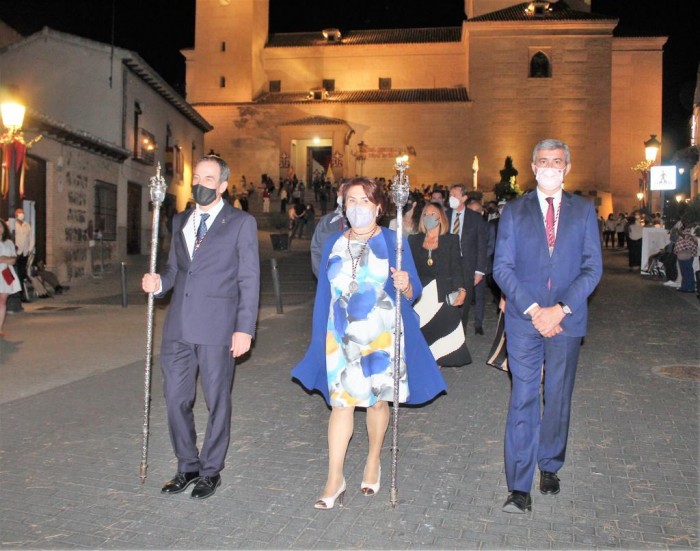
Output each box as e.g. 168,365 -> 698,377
493,139 -> 602,513
142,155 -> 260,500
446,184 -> 488,339
310,196 -> 346,279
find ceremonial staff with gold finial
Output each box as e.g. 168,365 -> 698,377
389,154 -> 410,507
139,163 -> 167,483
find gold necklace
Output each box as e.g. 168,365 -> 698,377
423,234 -> 438,266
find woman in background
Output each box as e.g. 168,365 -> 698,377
0,219 -> 22,337
408,202 -> 472,367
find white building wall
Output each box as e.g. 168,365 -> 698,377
0,29 -> 209,279
0,31 -> 124,145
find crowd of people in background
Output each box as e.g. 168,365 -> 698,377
0,208 -> 71,338
594,207 -> 699,295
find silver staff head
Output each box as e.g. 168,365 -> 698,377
391,154 -> 410,209
148,163 -> 167,206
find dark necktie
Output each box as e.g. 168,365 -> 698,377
452,212 -> 461,235
195,213 -> 209,248
545,197 -> 555,248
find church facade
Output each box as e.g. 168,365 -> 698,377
185,0 -> 665,213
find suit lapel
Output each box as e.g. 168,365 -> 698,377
175,209 -> 193,262
190,203 -> 234,260
525,192 -> 549,252
554,192 -> 574,252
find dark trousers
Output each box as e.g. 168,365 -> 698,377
15,254 -> 29,300
160,339 -> 235,476
473,278 -> 486,329
603,230 -> 615,248
290,218 -> 305,239
504,330 -> 582,492
461,285 -> 474,334
628,238 -> 642,268
678,257 -> 696,292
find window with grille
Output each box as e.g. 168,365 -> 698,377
94,182 -> 117,241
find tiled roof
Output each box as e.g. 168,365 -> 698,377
468,1 -> 615,22
279,116 -> 349,126
254,88 -> 469,105
267,27 -> 461,48
27,109 -> 131,161
122,58 -> 213,132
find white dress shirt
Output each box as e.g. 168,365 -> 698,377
14,220 -> 34,256
536,187 -> 563,249
184,198 -> 225,258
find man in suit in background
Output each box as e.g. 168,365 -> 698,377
446,184 -> 488,339
493,139 -> 602,513
142,155 -> 260,500
310,195 -> 346,279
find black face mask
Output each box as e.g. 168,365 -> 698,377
192,184 -> 218,206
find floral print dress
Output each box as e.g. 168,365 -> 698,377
325,234 -> 408,407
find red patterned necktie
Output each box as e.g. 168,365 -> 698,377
545,197 -> 555,248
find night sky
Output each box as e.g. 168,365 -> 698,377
0,0 -> 697,158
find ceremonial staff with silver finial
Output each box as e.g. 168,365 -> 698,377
389,154 -> 410,508
139,163 -> 167,483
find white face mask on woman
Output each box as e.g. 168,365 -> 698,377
346,206 -> 376,228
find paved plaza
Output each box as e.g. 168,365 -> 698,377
0,234 -> 698,550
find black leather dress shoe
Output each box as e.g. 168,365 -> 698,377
191,474 -> 221,500
502,491 -> 532,513
539,470 -> 560,495
161,471 -> 200,494
475,326 -> 484,335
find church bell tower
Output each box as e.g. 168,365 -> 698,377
184,0 -> 269,104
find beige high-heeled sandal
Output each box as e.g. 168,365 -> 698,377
360,465 -> 381,496
314,478 -> 346,509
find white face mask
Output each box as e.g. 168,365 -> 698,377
535,167 -> 564,191
346,206 -> 376,228
448,195 -> 461,209
16,214 -> 24,221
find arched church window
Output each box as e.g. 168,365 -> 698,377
529,51 -> 551,78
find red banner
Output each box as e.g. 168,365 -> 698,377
1,139 -> 27,201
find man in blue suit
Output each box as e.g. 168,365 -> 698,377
142,155 -> 260,500
493,139 -> 602,513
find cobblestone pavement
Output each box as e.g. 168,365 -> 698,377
0,238 -> 698,550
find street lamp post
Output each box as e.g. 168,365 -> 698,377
0,95 -> 26,219
644,134 -> 660,213
636,192 -> 644,210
